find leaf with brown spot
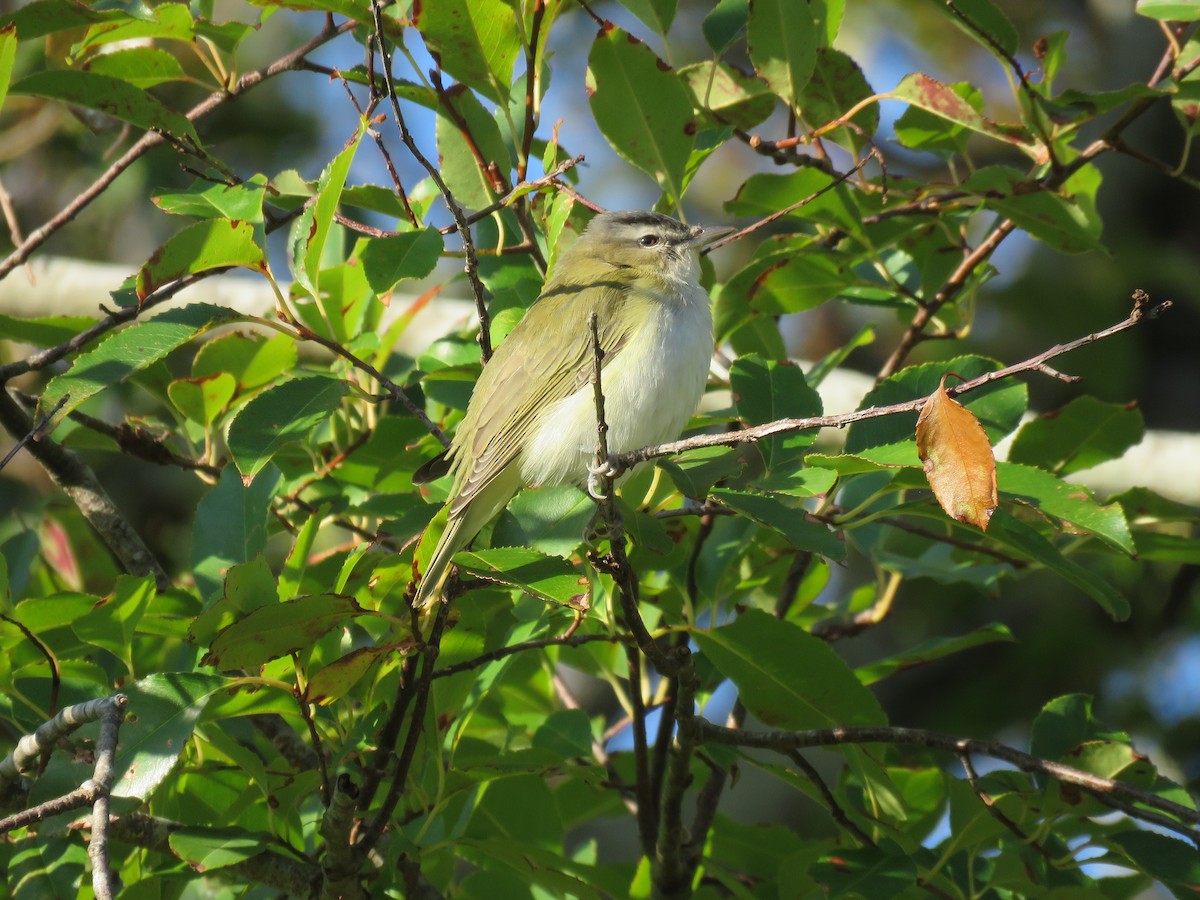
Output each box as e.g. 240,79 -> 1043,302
916,374 -> 998,530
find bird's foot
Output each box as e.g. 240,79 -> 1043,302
586,453 -> 624,500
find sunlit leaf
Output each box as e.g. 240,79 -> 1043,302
915,374 -> 998,530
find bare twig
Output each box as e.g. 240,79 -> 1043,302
369,0 -> 493,362
0,19 -> 356,282
614,295 -> 1170,472
430,631 -> 629,679
695,720 -> 1200,838
787,748 -> 877,848
0,392 -> 168,587
89,696 -> 126,900
319,774 -> 363,900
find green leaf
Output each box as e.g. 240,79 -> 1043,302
846,357 -> 1027,453
711,488 -> 845,559
435,85 -> 511,208
587,25 -> 696,204
1009,396 -> 1143,476
414,0 -> 520,103
620,0 -> 677,34
963,166 -> 1103,254
0,313 -> 97,347
987,511 -> 1129,619
191,556 -> 279,646
810,848 -> 921,897
1136,0 -> 1200,20
1029,693 -> 1129,760
492,485 -> 596,558
855,624 -> 1015,685
0,0 -> 117,40
801,48 -> 878,150
703,0 -> 749,54
293,123 -> 363,296
135,219 -> 266,299
693,609 -> 886,729
894,81 -> 981,159
892,73 -> 1040,158
191,465 -> 280,602
11,70 -> 197,142
454,547 -> 588,606
110,673 -> 231,800
0,25 -> 16,113
74,2 -> 194,54
726,169 -> 860,227
82,46 -> 189,88
38,303 -> 242,427
998,462 -> 1134,553
359,227 -> 443,294
168,828 -> 268,871
192,332 -> 297,391
226,375 -> 347,481
1108,831 -> 1200,887
747,0 -> 818,110
730,355 -> 822,469
306,644 -> 393,705
532,709 -> 595,758
929,0 -> 1019,57
681,61 -> 776,131
153,177 -> 267,222
72,575 -> 154,676
168,372 -> 236,425
203,594 -> 367,670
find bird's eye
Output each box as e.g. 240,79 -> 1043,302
638,234 -> 660,247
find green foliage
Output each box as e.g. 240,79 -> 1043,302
0,0 -> 1197,898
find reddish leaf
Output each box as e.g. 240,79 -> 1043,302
916,374 -> 998,530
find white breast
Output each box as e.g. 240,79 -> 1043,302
520,283 -> 713,488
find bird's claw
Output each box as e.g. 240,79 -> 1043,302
586,454 -> 623,500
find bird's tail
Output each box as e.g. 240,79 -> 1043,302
412,468 -> 523,610
413,506 -> 468,610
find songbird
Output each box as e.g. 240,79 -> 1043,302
414,209 -> 730,608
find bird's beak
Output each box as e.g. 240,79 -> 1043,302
691,223 -> 736,251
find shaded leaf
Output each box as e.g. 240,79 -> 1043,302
11,70 -> 197,142
454,547 -> 588,606
38,304 -> 242,427
414,0 -> 520,103
1009,396 -> 1143,476
306,643 -> 398,705
915,374 -> 998,530
963,166 -> 1103,254
191,465 -> 280,602
359,227 -> 443,294
113,673 -> 232,800
587,24 -> 696,203
0,25 -> 15,113
203,594 -> 367,670
168,828 -> 268,871
693,609 -> 886,729
747,0 -> 817,109
711,488 -> 845,559
135,219 -> 266,299
987,511 -> 1129,619
855,624 -> 1015,685
226,376 -> 347,481
892,72 -> 1040,158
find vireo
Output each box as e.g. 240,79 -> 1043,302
414,210 -> 730,608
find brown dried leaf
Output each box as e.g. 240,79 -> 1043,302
915,374 -> 999,530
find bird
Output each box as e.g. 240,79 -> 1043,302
413,209 -> 731,609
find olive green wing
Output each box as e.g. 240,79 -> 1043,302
447,284 -> 638,515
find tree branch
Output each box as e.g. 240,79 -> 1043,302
695,720 -> 1200,842
614,293 -> 1170,472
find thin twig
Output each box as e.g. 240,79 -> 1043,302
695,720 -> 1200,836
369,0 -> 492,362
614,294 -> 1170,472
959,751 -> 1055,859
787,748 -> 878,848
0,19 -> 356,282
430,632 -> 629,679
89,696 -> 127,900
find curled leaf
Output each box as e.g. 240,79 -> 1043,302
916,374 -> 998,530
